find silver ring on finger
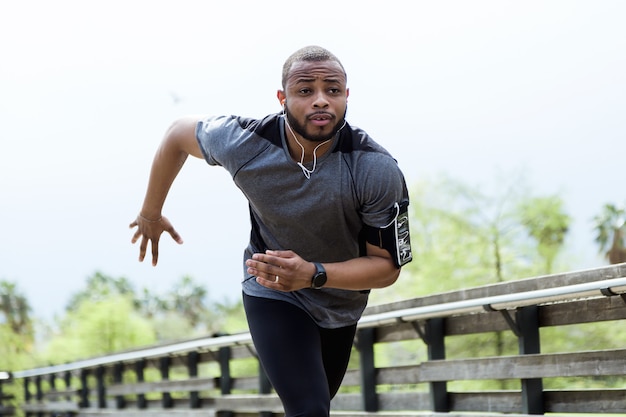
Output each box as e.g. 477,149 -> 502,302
274,275 -> 280,283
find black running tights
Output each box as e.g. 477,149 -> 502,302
243,293 -> 357,417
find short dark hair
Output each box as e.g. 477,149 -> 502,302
281,45 -> 346,89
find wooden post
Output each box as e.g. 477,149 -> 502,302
23,377 -> 31,417
35,375 -> 42,417
96,366 -> 106,409
187,351 -> 200,409
218,346 -> 232,395
134,359 -> 147,409
218,346 -> 233,417
516,305 -> 544,414
426,317 -> 448,412
79,370 -> 90,409
63,371 -> 71,403
113,363 -> 125,409
356,327 -> 378,412
159,357 -> 172,408
48,373 -> 56,396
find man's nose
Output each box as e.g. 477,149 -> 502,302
312,92 -> 329,108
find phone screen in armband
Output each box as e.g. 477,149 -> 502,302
394,201 -> 412,266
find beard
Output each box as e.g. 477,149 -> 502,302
284,104 -> 347,143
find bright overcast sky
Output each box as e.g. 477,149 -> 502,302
1,0 -> 625,320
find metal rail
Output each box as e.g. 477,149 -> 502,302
11,276 -> 626,379
358,276 -> 626,328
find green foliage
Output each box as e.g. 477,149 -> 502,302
41,295 -> 156,364
592,203 -> 626,264
0,279 -> 35,394
372,175 -> 562,305
0,280 -> 33,340
518,196 -> 571,274
60,271 -> 246,343
65,272 -> 137,312
169,275 -> 208,328
369,175 -> 575,391
209,299 -> 248,335
0,325 -> 30,372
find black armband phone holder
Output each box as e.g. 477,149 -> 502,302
364,200 -> 412,268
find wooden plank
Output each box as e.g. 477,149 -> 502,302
332,392 -> 430,411
377,391 -> 430,411
333,413 -> 549,417
375,296 -> 626,343
545,389 -> 626,413
78,410 -> 215,417
21,401 -> 79,413
0,406 -> 15,416
414,349 -> 626,381
107,377 -> 216,395
213,394 -> 283,413
540,296 -> 626,327
44,388 -> 79,398
449,391 -> 520,413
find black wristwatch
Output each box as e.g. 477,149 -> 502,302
311,262 -> 327,289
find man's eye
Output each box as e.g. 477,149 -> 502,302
299,88 -> 311,94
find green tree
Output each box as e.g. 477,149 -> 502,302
593,203 -> 626,264
210,298 -> 247,335
0,281 -> 32,338
169,275 -> 208,328
135,287 -> 169,319
65,272 -> 137,312
0,280 -> 33,416
43,295 -> 156,363
371,175 -> 573,390
519,196 -> 571,274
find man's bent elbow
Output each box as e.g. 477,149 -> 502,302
164,116 -> 203,158
378,267 -> 401,289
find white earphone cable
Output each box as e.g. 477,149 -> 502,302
285,119 -> 331,179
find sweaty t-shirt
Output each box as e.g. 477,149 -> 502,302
196,113 -> 409,328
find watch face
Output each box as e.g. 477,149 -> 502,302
312,272 -> 327,289
311,262 -> 327,289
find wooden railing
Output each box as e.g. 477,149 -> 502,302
3,263 -> 626,416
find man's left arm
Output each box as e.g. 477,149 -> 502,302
247,243 -> 400,292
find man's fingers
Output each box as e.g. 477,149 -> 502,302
131,215 -> 180,265
166,227 -> 184,244
138,236 -> 148,262
151,241 -> 159,266
131,229 -> 142,244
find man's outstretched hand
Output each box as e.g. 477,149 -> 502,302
129,215 -> 183,266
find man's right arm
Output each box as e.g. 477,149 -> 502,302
130,116 -> 203,265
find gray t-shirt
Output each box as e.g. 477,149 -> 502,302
196,113 -> 408,328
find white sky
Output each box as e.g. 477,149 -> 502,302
1,0 -> 625,320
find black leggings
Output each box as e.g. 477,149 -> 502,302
243,293 -> 357,417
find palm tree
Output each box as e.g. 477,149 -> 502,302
593,203 -> 626,264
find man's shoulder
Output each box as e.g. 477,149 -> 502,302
198,113 -> 282,146
337,124 -> 396,161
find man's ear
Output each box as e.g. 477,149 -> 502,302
346,88 -> 350,101
277,90 -> 286,106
